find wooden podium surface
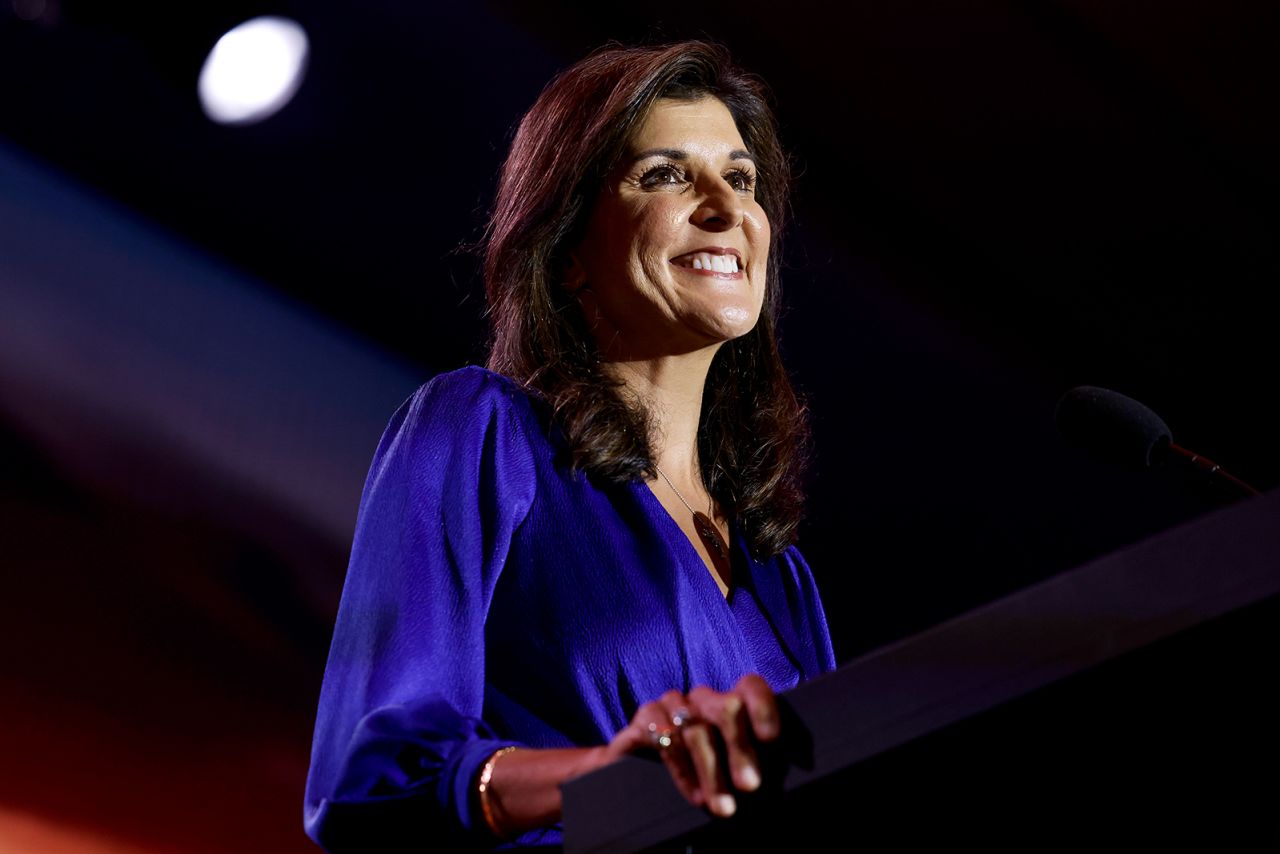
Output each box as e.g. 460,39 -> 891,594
562,490 -> 1280,851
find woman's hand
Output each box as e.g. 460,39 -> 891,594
479,675 -> 779,835
605,674 -> 780,817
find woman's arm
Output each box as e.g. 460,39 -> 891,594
305,370 -> 538,848
481,746 -> 610,836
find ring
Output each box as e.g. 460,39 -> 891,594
647,722 -> 676,750
670,707 -> 693,728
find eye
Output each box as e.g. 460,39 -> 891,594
637,163 -> 687,189
724,167 -> 757,193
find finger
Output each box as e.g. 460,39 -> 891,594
611,701 -> 670,756
649,720 -> 701,807
734,673 -> 781,742
616,698 -> 703,807
682,718 -> 735,817
659,742 -> 704,807
654,692 -> 702,805
690,686 -> 760,794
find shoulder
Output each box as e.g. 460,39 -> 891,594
772,543 -> 838,674
391,367 -> 548,485
406,366 -> 537,420
389,366 -> 545,447
360,367 -> 542,519
759,541 -> 814,588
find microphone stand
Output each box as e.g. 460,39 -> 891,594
1160,441 -> 1262,498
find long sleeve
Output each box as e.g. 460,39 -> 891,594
303,368 -> 538,851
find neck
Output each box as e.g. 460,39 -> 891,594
603,348 -> 718,482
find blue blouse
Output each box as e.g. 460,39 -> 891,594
303,367 -> 835,850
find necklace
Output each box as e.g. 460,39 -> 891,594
652,464 -> 730,563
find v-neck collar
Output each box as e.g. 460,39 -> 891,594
637,479 -> 734,601
631,480 -> 812,679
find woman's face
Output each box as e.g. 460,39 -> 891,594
569,97 -> 771,359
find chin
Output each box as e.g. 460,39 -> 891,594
708,305 -> 760,341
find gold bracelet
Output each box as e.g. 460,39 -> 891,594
477,745 -> 518,840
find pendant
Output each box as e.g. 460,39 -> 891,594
693,511 -> 729,560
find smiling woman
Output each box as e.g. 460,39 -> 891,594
303,41 -> 834,851
570,97 -> 771,358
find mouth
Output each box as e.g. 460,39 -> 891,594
669,247 -> 743,276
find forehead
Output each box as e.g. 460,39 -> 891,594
628,97 -> 747,156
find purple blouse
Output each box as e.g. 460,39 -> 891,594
303,367 -> 835,850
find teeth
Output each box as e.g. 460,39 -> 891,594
682,253 -> 740,273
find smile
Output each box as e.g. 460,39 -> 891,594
670,250 -> 742,276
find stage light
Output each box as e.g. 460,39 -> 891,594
197,16 -> 309,126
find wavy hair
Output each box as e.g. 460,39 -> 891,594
484,41 -> 808,557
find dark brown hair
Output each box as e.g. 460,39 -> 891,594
484,41 -> 808,557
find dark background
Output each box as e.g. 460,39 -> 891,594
1,1 -> 1275,850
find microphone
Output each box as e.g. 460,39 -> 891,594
1055,386 -> 1260,498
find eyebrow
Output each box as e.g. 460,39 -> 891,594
631,147 -> 756,164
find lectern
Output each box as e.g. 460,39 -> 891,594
562,490 -> 1280,851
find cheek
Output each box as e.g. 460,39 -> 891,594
746,208 -> 771,282
743,198 -> 769,238
632,207 -> 685,276
582,199 -> 665,281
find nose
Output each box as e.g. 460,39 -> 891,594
690,177 -> 744,232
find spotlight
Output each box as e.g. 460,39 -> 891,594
197,15 -> 309,126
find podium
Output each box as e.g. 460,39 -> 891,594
562,490 -> 1280,851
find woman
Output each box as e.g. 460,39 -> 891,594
304,41 -> 835,850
